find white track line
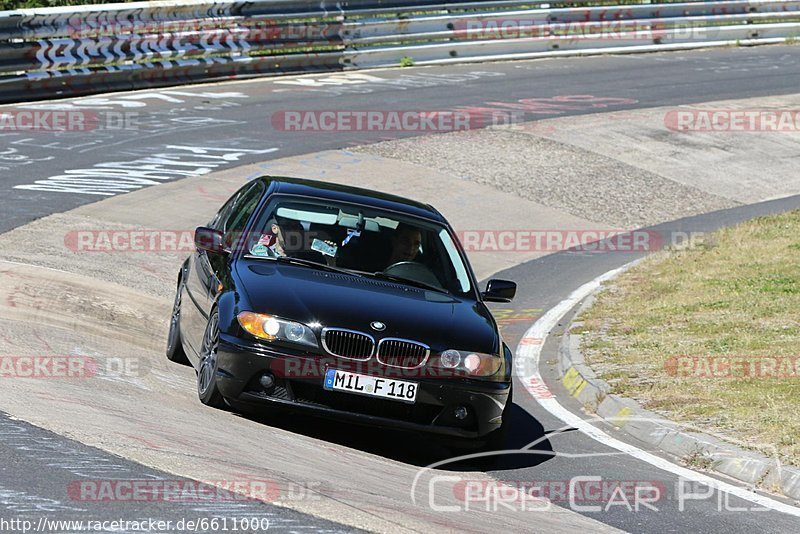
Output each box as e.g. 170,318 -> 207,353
516,261 -> 800,518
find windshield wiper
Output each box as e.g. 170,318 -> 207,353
245,254 -> 362,277
367,271 -> 448,294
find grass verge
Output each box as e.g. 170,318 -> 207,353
579,210 -> 800,466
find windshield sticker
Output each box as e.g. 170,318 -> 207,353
311,238 -> 338,257
250,243 -> 270,256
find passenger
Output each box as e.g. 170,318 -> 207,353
259,217 -> 304,257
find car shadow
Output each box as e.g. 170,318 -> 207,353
230,400 -> 554,473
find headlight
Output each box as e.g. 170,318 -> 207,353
434,349 -> 502,377
237,312 -> 318,348
440,349 -> 462,368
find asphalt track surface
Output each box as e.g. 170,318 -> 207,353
3,45 -> 800,232
1,46 -> 800,533
0,411 -> 356,533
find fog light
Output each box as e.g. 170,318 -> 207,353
259,373 -> 275,391
454,406 -> 468,420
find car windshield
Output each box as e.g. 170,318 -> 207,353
243,196 -> 474,297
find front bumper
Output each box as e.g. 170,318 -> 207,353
215,334 -> 511,439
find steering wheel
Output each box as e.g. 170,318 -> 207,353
383,261 -> 443,289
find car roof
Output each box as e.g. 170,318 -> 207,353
256,176 -> 447,224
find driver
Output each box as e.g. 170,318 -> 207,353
387,223 -> 422,265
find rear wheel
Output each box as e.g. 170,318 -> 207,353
197,310 -> 226,409
166,280 -> 190,365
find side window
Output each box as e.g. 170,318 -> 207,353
208,187 -> 245,231
223,182 -> 264,249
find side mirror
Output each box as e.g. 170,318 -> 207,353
194,226 -> 227,254
482,279 -> 516,303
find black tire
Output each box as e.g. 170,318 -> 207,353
197,309 -> 227,409
166,280 -> 190,366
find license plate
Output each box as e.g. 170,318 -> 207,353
324,369 -> 418,404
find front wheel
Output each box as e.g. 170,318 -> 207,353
197,309 -> 226,409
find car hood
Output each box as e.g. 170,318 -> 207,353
235,260 -> 498,353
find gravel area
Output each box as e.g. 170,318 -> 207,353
354,128 -> 739,229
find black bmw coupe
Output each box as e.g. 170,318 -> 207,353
167,176 -> 517,447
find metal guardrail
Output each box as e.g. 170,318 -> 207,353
0,0 -> 799,103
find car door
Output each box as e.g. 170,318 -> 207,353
181,183 -> 260,356
205,182 -> 265,305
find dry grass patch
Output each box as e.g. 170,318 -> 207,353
580,210 -> 800,466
